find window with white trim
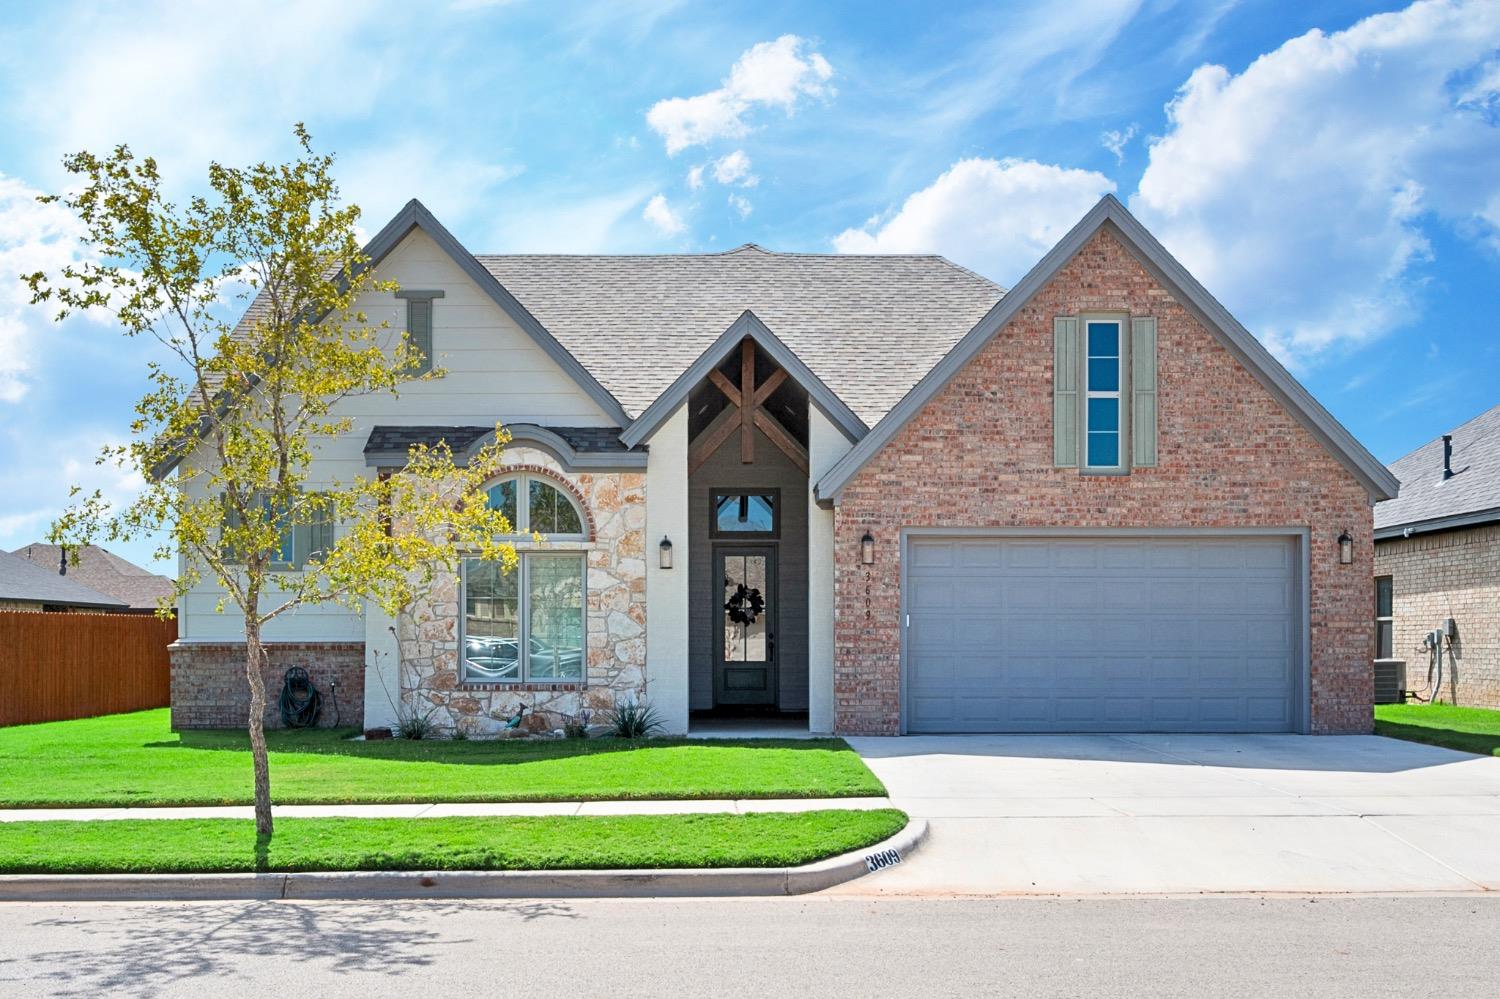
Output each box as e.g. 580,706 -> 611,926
460,473 -> 588,683
1084,320 -> 1122,469
1375,575 -> 1394,659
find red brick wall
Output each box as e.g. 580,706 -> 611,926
170,641 -> 365,729
832,228 -> 1375,735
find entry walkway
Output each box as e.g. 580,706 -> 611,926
0,796 -> 892,822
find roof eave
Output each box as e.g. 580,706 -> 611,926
814,194 -> 1401,503
1375,505 -> 1500,540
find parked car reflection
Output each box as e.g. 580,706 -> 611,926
463,635 -> 583,679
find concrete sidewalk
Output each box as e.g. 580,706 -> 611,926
0,796 -> 894,822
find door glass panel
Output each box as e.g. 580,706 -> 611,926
722,554 -> 768,662
463,558 -> 519,680
528,555 -> 585,679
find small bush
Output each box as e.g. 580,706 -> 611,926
607,699 -> 662,739
397,714 -> 436,741
563,710 -> 592,740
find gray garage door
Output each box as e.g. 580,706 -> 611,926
905,535 -> 1300,733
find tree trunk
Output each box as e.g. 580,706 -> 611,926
245,622 -> 274,839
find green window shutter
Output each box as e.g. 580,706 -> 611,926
408,298 -> 433,375
1131,317 -> 1158,468
1053,317 -> 1080,467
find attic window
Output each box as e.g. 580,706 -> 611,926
395,289 -> 444,376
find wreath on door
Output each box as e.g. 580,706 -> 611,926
724,582 -> 765,625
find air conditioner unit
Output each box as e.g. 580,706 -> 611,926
1373,658 -> 1406,705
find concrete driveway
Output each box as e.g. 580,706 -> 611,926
837,734 -> 1500,896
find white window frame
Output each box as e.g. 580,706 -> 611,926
1375,575 -> 1394,660
484,473 -> 588,541
460,551 -> 588,685
1082,317 -> 1126,472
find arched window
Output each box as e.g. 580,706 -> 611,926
483,473 -> 586,539
462,472 -> 588,683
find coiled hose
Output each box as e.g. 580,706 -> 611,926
278,666 -> 322,728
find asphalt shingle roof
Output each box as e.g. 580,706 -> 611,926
0,549 -> 129,609
364,425 -> 643,456
477,245 -> 1004,424
8,543 -> 175,611
1374,403 -> 1500,533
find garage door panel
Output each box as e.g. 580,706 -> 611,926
907,535 -> 1299,733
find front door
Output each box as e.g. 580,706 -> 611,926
713,545 -> 777,706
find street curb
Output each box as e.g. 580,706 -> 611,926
0,819 -> 927,901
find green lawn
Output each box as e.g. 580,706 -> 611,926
1374,703 -> 1500,757
0,810 -> 908,874
0,709 -> 885,807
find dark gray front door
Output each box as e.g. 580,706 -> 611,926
714,545 -> 777,706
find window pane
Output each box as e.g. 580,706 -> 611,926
1087,322 -> 1119,357
1376,621 -> 1393,660
486,480 -> 518,531
463,559 -> 519,680
715,493 -> 775,533
1376,576 -> 1393,617
722,554 -> 768,661
1086,431 -> 1119,468
529,479 -> 583,536
528,555 -> 585,679
1087,397 -> 1119,433
1087,357 -> 1119,392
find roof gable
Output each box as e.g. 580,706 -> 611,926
620,310 -> 868,448
814,195 -> 1400,503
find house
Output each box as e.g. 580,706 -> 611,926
161,194 -> 1398,736
1373,404 -> 1500,708
10,543 -> 176,615
0,549 -> 129,613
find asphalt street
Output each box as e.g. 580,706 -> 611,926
0,894 -> 1495,998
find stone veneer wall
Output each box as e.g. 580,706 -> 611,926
831,227 -> 1377,736
394,445 -> 648,736
1374,524 -> 1500,708
169,640 -> 366,729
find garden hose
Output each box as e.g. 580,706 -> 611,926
278,666 -> 322,729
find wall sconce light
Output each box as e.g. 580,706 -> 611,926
861,531 -> 875,565
1337,529 -> 1353,565
658,536 -> 674,570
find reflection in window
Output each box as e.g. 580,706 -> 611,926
714,493 -> 776,535
462,554 -> 585,682
482,474 -> 586,538
722,553 -> 768,662
1085,320 -> 1122,469
1375,576 -> 1394,659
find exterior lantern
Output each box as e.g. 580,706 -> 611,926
860,531 -> 875,566
658,536 -> 674,570
1337,529 -> 1353,566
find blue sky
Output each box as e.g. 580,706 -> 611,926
1,0 -> 1497,574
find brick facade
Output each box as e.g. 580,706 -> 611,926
832,228 -> 1376,735
1374,524 -> 1500,707
169,640 -> 365,729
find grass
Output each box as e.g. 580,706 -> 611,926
0,709 -> 885,807
1374,703 -> 1500,757
0,810 -> 908,874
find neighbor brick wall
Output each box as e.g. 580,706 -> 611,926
170,641 -> 365,729
1374,524 -> 1500,708
832,227 -> 1376,735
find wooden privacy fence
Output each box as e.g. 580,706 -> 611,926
0,611 -> 176,727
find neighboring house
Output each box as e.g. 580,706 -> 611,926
0,549 -> 129,613
1373,404 -> 1500,708
160,195 -> 1398,736
10,543 -> 176,615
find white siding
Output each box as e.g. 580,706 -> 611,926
179,228 -> 617,644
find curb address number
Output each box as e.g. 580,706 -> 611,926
864,848 -> 902,873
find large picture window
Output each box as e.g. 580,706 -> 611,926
463,554 -> 586,682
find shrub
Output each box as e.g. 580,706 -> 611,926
607,699 -> 662,739
563,709 -> 592,740
397,714 -> 436,741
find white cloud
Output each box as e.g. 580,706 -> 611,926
338,140 -> 523,225
833,158 -> 1114,282
0,173 -> 115,403
711,150 -> 758,187
728,193 -> 753,219
642,193 -> 686,236
1131,0 -> 1500,365
1100,124 -> 1138,163
645,35 -> 833,155
686,165 -> 705,190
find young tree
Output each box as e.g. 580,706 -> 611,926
26,127 -> 517,839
